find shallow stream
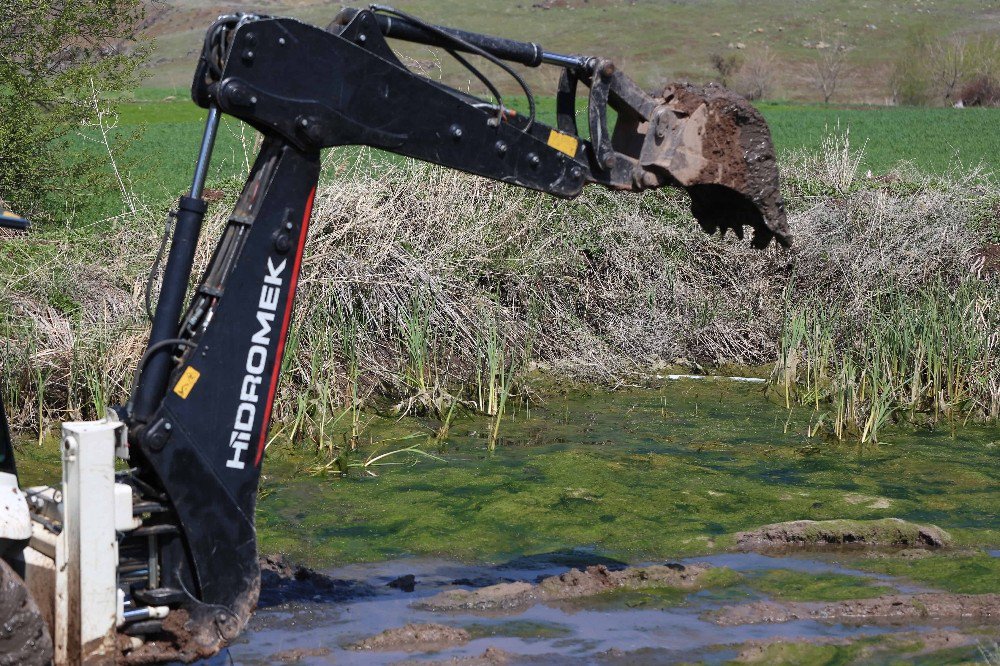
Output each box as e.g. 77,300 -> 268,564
12,379 -> 1000,663
231,551 -> 966,664
235,379 -> 998,663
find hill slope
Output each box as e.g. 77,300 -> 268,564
140,0 -> 1000,103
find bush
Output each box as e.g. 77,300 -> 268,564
958,76 -> 1000,107
0,1 -> 149,223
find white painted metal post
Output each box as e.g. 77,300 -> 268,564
58,420 -> 121,664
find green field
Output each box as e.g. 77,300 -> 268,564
82,94 -> 999,223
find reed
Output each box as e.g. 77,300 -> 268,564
1,131 -> 996,449
775,282 -> 998,441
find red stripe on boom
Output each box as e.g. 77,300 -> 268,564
255,186 -> 315,466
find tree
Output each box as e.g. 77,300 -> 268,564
810,42 -> 848,104
736,47 -> 776,101
0,1 -> 149,222
927,36 -> 968,102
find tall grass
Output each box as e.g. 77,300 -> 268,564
776,284 -> 998,441
0,133 -> 996,446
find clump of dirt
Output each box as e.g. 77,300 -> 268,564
714,591 -> 1000,626
416,562 -> 721,612
388,573 -> 417,592
352,623 -> 470,652
972,243 -> 1000,276
258,554 -> 372,605
734,518 -> 951,552
118,609 -> 220,665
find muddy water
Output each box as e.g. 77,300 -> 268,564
229,552 -> 968,664
235,379 -> 999,663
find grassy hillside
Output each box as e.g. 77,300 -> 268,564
140,0 -> 1000,103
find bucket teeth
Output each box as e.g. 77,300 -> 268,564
641,83 -> 791,248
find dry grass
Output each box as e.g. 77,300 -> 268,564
1,136 -> 996,443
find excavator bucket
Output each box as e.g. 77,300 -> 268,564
640,83 -> 790,249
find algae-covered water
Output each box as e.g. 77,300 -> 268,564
12,379 -> 1000,663
258,379 -> 999,569
232,378 -> 999,663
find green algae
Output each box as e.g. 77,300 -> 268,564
732,640 -> 864,665
731,635 -> 990,666
254,380 -> 998,568
10,381 -> 998,585
853,552 -> 1000,595
463,620 -> 572,641
9,434 -> 61,487
747,569 -> 894,602
562,585 -> 689,611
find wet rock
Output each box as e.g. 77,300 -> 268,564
353,623 -> 470,652
734,518 -> 951,552
416,563 -> 720,612
714,592 -> 1000,626
388,574 -> 417,592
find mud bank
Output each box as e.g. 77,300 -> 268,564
734,518 -> 951,552
414,562 -> 724,612
353,623 -> 471,652
734,630 -> 979,664
715,591 -> 1000,625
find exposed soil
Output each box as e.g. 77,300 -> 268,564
118,609 -> 220,665
972,243 -> 1000,276
353,622 -> 471,652
714,591 -> 1000,626
734,518 -> 951,552
415,562 -> 718,612
258,553 -> 374,605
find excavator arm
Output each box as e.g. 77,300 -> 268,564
108,7 -> 789,660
